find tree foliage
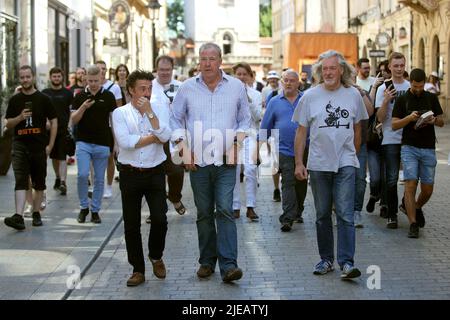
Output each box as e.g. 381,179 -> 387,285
260,3 -> 272,37
167,0 -> 185,36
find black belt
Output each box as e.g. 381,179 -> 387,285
118,163 -> 163,173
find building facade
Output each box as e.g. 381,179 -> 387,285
401,0 -> 449,118
0,0 -> 166,92
184,0 -> 272,77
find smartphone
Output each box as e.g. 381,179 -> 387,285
384,79 -> 394,90
24,101 -> 33,113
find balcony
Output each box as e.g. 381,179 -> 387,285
398,0 -> 438,14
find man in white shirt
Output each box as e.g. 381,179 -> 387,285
96,60 -> 123,199
261,70 -> 281,108
112,70 -> 172,287
375,52 -> 410,229
356,58 -> 375,92
150,55 -> 186,217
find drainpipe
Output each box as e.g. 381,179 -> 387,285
304,0 -> 307,32
30,0 -> 35,71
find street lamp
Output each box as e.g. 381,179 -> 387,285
147,0 -> 162,70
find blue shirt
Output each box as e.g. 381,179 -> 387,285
170,71 -> 251,167
260,92 -> 303,157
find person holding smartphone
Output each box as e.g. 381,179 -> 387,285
71,65 -> 116,224
4,65 -> 58,230
375,52 -> 410,230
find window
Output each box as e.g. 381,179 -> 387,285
218,0 -> 234,7
223,33 -> 232,55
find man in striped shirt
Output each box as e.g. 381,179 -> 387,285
170,42 -> 251,283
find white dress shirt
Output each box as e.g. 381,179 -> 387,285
112,101 -> 172,168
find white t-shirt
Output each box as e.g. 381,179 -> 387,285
292,84 -> 368,172
375,80 -> 410,145
103,80 -> 123,102
151,78 -> 182,108
356,76 -> 375,92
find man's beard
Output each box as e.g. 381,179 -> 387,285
21,83 -> 33,90
51,81 -> 62,87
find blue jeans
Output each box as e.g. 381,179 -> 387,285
367,148 -> 386,206
382,144 -> 401,217
190,165 -> 238,278
354,143 -> 367,212
76,141 -> 110,212
309,166 -> 356,268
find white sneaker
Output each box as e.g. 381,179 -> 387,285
354,211 -> 363,228
40,193 -> 47,211
103,185 -> 113,198
24,204 -> 33,217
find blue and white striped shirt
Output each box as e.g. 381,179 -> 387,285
170,71 -> 251,167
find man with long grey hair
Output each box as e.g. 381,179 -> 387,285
293,50 -> 368,280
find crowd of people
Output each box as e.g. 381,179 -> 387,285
2,42 -> 444,286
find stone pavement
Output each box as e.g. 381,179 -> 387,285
1,126 -> 450,300
0,161 -> 124,299
69,126 -> 450,301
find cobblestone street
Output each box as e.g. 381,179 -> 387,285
1,127 -> 450,300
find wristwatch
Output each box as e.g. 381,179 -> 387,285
147,112 -> 155,119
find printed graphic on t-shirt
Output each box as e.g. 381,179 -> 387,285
319,101 -> 350,129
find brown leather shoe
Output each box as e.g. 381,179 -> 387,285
126,272 -> 145,287
197,265 -> 214,278
246,207 -> 259,222
223,267 -> 243,283
234,210 -> 240,219
150,259 -> 166,279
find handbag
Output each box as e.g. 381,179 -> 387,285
64,129 -> 76,156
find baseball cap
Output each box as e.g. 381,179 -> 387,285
430,71 -> 439,78
267,70 -> 280,80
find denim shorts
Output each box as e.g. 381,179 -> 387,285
401,145 -> 437,184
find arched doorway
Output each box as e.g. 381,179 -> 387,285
431,35 -> 440,74
418,38 -> 425,70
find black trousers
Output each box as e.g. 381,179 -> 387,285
163,142 -> 185,203
119,165 -> 168,274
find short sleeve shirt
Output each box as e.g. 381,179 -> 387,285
6,91 -> 57,150
392,90 -> 443,149
72,88 -> 116,147
375,80 -> 410,145
292,85 -> 368,172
